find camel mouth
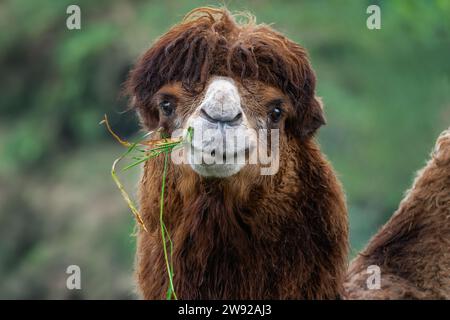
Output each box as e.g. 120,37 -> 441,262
190,142 -> 253,160
169,125 -> 262,177
183,111 -> 257,177
188,143 -> 254,177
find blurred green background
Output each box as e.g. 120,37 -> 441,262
0,0 -> 449,299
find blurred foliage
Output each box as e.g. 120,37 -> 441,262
0,0 -> 449,298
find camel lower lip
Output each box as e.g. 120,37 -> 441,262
190,162 -> 245,177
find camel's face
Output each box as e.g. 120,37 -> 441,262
151,77 -> 291,177
128,8 -> 326,179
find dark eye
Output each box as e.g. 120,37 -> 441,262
159,100 -> 174,116
269,107 -> 283,123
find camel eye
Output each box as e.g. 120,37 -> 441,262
269,107 -> 283,123
159,100 -> 174,116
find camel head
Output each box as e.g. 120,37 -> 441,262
126,7 -> 325,180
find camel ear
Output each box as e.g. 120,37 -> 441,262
300,96 -> 326,138
286,96 -> 326,139
284,56 -> 326,139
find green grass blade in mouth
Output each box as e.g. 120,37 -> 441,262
159,151 -> 177,300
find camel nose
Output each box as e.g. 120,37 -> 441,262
200,107 -> 243,125
199,78 -> 243,126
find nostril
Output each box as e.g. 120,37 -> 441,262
229,112 -> 242,126
200,108 -> 217,123
233,112 -> 242,121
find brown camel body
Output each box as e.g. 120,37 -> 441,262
345,128 -> 450,299
125,7 -> 449,299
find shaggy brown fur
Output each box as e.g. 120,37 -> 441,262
127,7 -> 349,299
345,128 -> 450,299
